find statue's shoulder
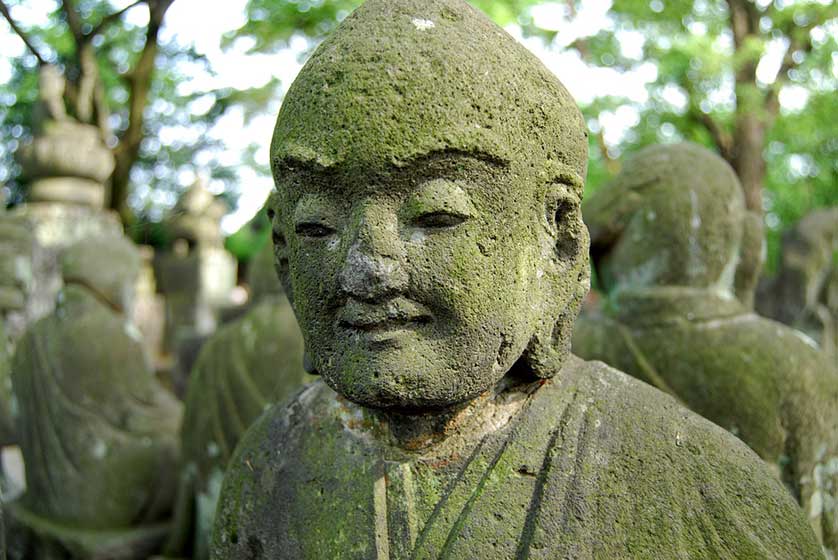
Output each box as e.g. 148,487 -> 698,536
554,356 -> 773,464
223,379 -> 334,463
537,357 -> 823,557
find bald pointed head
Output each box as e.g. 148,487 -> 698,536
268,0 -> 590,411
585,142 -> 751,296
271,0 -> 586,184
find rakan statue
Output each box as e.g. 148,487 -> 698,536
212,1 -> 822,557
757,207 -> 838,360
6,236 -> 183,559
572,142 -> 838,553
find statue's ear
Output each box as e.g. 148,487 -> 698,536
266,192 -> 292,301
524,181 -> 590,380
544,182 -> 585,270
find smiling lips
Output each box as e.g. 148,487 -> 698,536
338,297 -> 432,332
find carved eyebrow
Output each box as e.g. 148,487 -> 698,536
271,148 -> 510,179
272,156 -> 330,176
401,148 -> 510,170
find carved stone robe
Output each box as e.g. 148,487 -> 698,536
573,291 -> 838,553
212,356 -> 822,559
8,285 -> 182,559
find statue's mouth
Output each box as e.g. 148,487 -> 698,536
337,297 -> 432,333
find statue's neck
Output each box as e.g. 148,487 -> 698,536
375,398 -> 485,452
364,366 -> 540,454
611,286 -> 745,326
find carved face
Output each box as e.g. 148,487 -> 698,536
268,0 -> 590,411
272,150 -> 577,410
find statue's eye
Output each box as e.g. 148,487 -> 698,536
413,211 -> 466,229
295,222 -> 335,238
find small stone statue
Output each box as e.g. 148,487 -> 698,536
211,1 -> 822,557
573,142 -> 838,553
16,63 -> 114,208
757,207 -> 838,359
166,238 -> 311,559
155,177 -> 237,365
33,64 -> 68,132
170,177 -> 229,250
6,235 -> 183,559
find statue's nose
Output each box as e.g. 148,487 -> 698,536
339,208 -> 408,301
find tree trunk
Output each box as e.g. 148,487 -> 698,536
109,0 -> 175,223
731,113 -> 766,214
726,0 -> 766,215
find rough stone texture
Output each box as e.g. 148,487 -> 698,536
215,361 -> 821,559
213,1 -> 822,557
574,142 -> 838,554
757,207 -> 838,360
269,0 -> 589,409
6,236 -> 183,559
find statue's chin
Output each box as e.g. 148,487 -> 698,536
322,371 -> 483,414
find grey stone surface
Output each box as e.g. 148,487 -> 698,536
6,236 -> 183,559
573,142 -> 838,553
211,2 -> 822,558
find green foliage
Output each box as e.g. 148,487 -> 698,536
575,0 -> 837,272
0,0 -> 242,223
228,0 -> 545,53
225,205 -> 270,262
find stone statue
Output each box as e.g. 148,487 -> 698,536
33,64 -> 68,131
17,62 -> 114,208
211,1 -> 822,557
0,208 -> 39,448
155,177 -> 237,380
6,235 -> 183,559
757,207 -> 838,359
170,177 -> 229,250
165,238 -> 312,559
573,142 -> 838,553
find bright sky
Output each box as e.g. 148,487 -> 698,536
0,0 -> 811,233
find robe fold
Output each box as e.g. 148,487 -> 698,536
212,356 -> 822,559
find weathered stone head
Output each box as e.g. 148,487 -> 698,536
60,234 -> 141,315
268,0 -> 589,411
585,142 -> 760,299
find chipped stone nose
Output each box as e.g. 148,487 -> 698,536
339,210 -> 408,301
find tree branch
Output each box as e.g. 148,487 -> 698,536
61,0 -> 85,43
689,107 -> 734,163
111,0 -> 176,219
89,0 -> 145,37
0,0 -> 47,64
